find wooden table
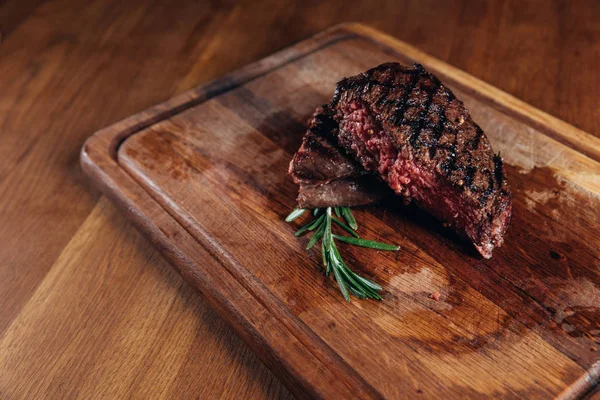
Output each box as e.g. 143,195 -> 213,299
0,1 -> 598,398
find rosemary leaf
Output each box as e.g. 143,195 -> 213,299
348,287 -> 367,299
331,253 -> 369,298
285,208 -> 306,222
332,265 -> 350,302
347,270 -> 382,299
330,243 -> 381,299
331,216 -> 359,238
333,234 -> 399,251
353,274 -> 383,291
306,224 -> 325,250
342,268 -> 381,299
321,239 -> 329,271
334,207 -> 342,218
341,207 -> 358,230
295,214 -> 325,237
322,208 -> 333,249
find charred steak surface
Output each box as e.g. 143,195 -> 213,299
289,63 -> 511,258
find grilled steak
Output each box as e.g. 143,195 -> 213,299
289,63 -> 512,258
289,107 -> 389,208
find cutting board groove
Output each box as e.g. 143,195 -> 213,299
82,24 -> 600,399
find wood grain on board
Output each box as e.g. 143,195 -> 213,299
79,24 -> 600,398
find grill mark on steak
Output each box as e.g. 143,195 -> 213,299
493,153 -> 505,187
471,126 -> 484,149
463,166 -> 475,188
387,70 -> 421,126
409,76 -> 442,149
428,86 -> 449,160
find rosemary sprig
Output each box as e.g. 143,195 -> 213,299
341,207 -> 358,230
285,206 -> 398,301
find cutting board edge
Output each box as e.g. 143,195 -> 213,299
80,22 -> 599,399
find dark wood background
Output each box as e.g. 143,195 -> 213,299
0,1 -> 598,398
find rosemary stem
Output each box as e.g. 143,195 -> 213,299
287,205 -> 397,301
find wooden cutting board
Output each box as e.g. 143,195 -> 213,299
81,23 -> 600,399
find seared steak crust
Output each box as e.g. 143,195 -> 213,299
327,63 -> 511,258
